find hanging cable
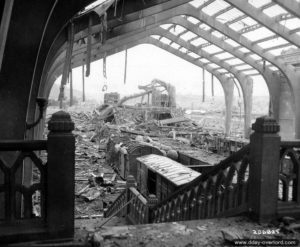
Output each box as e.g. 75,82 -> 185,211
102,53 -> 108,92
86,15 -> 92,77
202,68 -> 205,102
124,49 -> 128,84
211,73 -> 214,98
69,69 -> 73,106
59,21 -> 74,104
82,64 -> 85,102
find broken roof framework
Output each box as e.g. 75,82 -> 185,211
42,0 -> 300,136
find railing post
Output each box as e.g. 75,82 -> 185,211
147,194 -> 158,223
47,111 -> 75,237
249,116 -> 280,222
126,175 -> 136,217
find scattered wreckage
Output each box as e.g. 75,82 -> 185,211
53,79 -> 247,220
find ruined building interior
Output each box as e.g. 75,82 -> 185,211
1,0 -> 300,246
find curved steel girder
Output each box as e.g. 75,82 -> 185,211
151,27 -> 251,104
223,0 -> 300,49
44,35 -> 234,98
168,17 -> 281,83
45,24 -> 250,103
107,3 -> 298,124
107,0 -> 191,28
44,36 -> 235,135
273,0 -> 300,19
44,30 -> 248,136
165,17 -> 283,121
106,3 -> 299,83
47,14 -> 279,118
47,14 -> 279,109
44,23 -> 253,136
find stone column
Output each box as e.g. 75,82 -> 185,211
249,116 -> 280,222
47,111 -> 75,238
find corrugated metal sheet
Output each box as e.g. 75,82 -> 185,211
137,154 -> 201,186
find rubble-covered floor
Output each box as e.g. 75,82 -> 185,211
46,103 -> 231,221
41,104 -> 300,246
75,216 -> 300,247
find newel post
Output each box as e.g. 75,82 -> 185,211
47,111 -> 75,237
249,116 -> 280,222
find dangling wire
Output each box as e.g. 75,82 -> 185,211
124,49 -> 128,84
86,15 -> 92,77
102,53 -> 108,92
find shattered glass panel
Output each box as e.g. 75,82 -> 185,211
160,24 -> 173,30
170,25 -> 186,36
217,8 -> 244,24
269,45 -> 297,56
217,68 -> 228,73
188,52 -> 200,59
211,30 -> 224,38
235,64 -> 253,70
248,0 -> 272,8
238,47 -> 251,53
151,35 -> 160,40
257,37 -> 289,49
258,60 -> 272,67
224,39 -> 240,47
241,17 -> 258,26
179,47 -> 188,53
160,37 -> 171,45
80,0 -> 106,13
263,4 -> 288,17
242,27 -> 275,42
279,18 -> 300,31
199,58 -> 210,63
250,54 -> 262,61
189,0 -> 207,8
170,42 -> 180,49
215,52 -> 234,60
202,0 -> 230,16
229,21 -> 248,32
191,37 -> 207,46
243,70 -> 259,75
209,63 -> 221,69
268,66 -> 279,71
180,31 -> 197,41
202,45 -> 223,54
187,16 -> 200,24
199,23 -> 211,31
226,58 -> 244,65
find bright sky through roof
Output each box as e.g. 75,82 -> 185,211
52,44 -> 269,104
